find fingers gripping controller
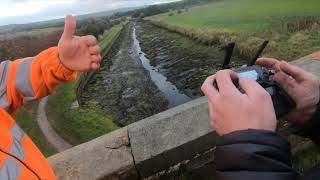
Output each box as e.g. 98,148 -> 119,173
220,42 -> 296,118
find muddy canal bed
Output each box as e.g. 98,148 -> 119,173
135,21 -> 244,97
133,26 -> 191,108
80,23 -> 168,126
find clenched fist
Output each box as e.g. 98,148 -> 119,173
58,15 -> 101,72
201,70 -> 277,136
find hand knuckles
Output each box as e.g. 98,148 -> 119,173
201,83 -> 207,91
310,77 -> 319,85
220,92 -> 234,99
256,90 -> 270,100
86,35 -> 97,44
202,85 -> 212,95
220,69 -> 232,75
215,71 -> 223,78
201,85 -> 206,92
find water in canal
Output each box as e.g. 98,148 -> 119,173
132,27 -> 191,108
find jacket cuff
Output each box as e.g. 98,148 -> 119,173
47,47 -> 77,81
217,129 -> 291,152
291,108 -> 320,144
215,129 -> 293,173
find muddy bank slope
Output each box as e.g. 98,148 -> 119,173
80,23 -> 168,126
136,21 -> 244,98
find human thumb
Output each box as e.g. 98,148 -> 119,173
62,15 -> 76,40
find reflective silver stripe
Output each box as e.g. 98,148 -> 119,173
0,61 -> 11,111
0,124 -> 25,179
14,57 -> 35,101
0,156 -> 22,180
0,94 -> 8,112
9,140 -> 25,161
10,124 -> 24,141
9,124 -> 25,160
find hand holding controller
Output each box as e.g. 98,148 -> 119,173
221,41 -> 296,118
202,70 -> 277,135
257,58 -> 320,124
203,41 -> 320,136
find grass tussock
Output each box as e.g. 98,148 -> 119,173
293,144 -> 320,175
288,32 -> 309,46
285,16 -> 320,33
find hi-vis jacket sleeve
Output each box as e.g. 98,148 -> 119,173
0,47 -> 77,114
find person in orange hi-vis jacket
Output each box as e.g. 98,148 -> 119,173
0,15 -> 101,180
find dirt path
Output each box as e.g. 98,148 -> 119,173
37,97 -> 72,152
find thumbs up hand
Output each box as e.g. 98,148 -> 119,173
58,15 -> 101,72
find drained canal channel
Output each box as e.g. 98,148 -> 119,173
133,26 -> 191,108
80,21 -> 244,126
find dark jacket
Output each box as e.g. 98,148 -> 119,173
214,110 -> 320,180
214,129 -> 299,180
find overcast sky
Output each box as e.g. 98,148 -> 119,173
0,0 -> 180,26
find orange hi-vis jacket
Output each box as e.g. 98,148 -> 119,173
0,47 -> 77,179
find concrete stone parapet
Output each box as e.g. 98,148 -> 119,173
128,96 -> 217,178
48,128 -> 138,180
48,59 -> 320,179
291,59 -> 320,76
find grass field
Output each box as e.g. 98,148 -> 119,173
0,27 -> 62,40
14,103 -> 57,157
150,0 -> 320,31
99,22 -> 127,51
147,0 -> 320,60
45,23 -> 126,145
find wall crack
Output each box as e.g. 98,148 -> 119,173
127,128 -> 142,180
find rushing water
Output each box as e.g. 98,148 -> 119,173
132,27 -> 191,108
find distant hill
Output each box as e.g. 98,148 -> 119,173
0,6 -> 143,33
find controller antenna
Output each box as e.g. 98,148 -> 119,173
249,40 -> 269,66
222,42 -> 235,69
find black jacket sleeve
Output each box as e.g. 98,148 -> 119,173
290,108 -> 320,144
214,129 -> 299,180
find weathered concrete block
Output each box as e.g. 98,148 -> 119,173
48,128 -> 138,180
291,60 -> 320,76
128,97 -> 218,178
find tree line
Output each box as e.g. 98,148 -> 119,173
115,0 -> 220,18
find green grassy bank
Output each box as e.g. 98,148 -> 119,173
147,0 -> 320,60
14,103 -> 57,157
46,23 -> 126,145
99,22 -> 127,51
46,81 -> 118,145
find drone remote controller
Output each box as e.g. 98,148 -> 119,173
221,41 -> 296,118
